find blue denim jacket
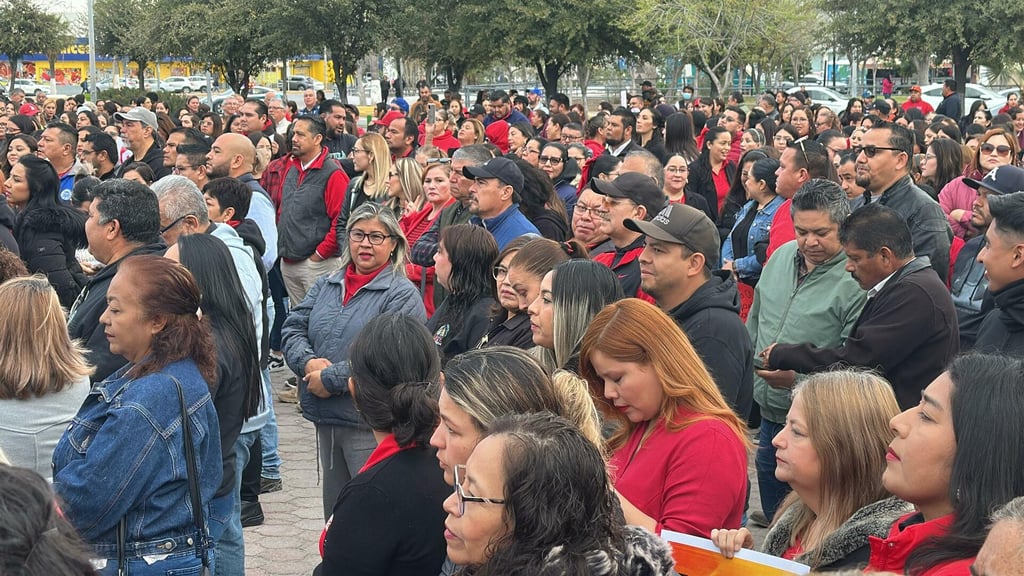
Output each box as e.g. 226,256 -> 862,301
722,195 -> 786,279
52,359 -> 223,560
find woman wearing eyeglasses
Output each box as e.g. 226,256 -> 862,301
939,128 -> 1018,239
334,132 -> 393,237
282,202 -> 427,520
538,142 -> 580,220
479,237 -> 535,349
443,412 -> 676,576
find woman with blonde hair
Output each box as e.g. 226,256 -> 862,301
389,157 -> 425,218
457,118 -> 485,147
712,371 -> 910,571
0,276 -> 93,480
335,132 -> 392,235
402,159 -> 455,315
580,298 -> 749,538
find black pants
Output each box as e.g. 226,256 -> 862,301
241,434 -> 262,503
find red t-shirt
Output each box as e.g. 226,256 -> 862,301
766,198 -> 795,260
609,413 -> 747,538
712,167 -> 731,213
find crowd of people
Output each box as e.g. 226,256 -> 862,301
0,75 -> 1023,576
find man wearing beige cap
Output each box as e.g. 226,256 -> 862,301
625,203 -> 752,417
114,106 -> 171,180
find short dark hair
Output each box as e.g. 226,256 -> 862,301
490,89 -> 510,104
319,99 -> 345,115
816,129 -> 845,149
550,113 -> 572,129
348,314 -> 441,447
170,126 -> 206,146
122,162 -> 156,184
611,109 -> 636,133
787,139 -> 834,180
176,143 -> 211,169
872,121 -> 914,158
91,178 -> 162,244
84,131 -> 118,164
46,122 -> 78,148
944,79 -> 957,91
243,99 -> 268,119
724,105 -> 746,123
550,93 -> 570,110
202,177 -> 252,220
839,202 -> 914,258
294,115 -> 326,138
791,178 -> 851,225
988,192 -> 1024,241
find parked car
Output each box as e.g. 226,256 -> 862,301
785,85 -> 848,114
8,78 -> 48,94
918,83 -> 1002,115
154,76 -> 198,93
279,75 -> 324,91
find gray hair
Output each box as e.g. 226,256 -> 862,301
992,496 -> 1024,525
623,149 -> 664,188
151,175 -> 209,225
790,178 -> 851,225
451,144 -> 493,165
337,202 -> 407,276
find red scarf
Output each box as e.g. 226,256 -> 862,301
343,263 -> 387,305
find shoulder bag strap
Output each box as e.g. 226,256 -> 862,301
173,376 -> 212,574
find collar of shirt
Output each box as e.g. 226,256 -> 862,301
867,257 -> 915,298
607,140 -> 631,156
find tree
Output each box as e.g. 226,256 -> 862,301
94,0 -> 163,86
502,0 -> 646,97
160,0 -> 304,96
631,0 -> 779,96
0,1 -> 68,87
290,0 -> 387,101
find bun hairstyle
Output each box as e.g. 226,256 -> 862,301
348,314 -> 441,447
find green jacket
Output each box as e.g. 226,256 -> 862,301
747,241 -> 867,423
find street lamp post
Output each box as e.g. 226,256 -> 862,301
87,0 -> 98,101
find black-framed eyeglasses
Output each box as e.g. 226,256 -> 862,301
574,204 -> 606,218
160,215 -> 188,234
172,165 -> 199,174
539,155 -> 563,165
852,145 -> 904,158
492,265 -> 508,280
453,464 -> 505,516
349,229 -> 395,245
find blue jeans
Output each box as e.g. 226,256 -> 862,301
214,429 -> 260,576
755,419 -> 792,522
259,366 -> 281,480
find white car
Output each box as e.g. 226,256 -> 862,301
8,78 -> 48,95
785,85 -> 848,114
918,83 -> 1002,115
155,76 -> 199,93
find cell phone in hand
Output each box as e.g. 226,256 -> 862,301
428,104 -> 436,124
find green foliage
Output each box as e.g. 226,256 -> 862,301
388,0 -> 494,91
97,88 -> 189,112
94,0 -> 161,85
0,0 -> 68,85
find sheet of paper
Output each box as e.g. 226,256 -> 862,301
661,530 -> 811,576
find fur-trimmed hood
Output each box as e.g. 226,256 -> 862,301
15,204 -> 88,249
762,496 -> 913,570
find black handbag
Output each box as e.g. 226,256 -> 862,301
116,377 -> 212,576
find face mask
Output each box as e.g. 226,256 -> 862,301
682,93 -> 693,101
630,107 -> 641,115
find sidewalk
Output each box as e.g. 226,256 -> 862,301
242,367 -> 769,574
243,365 -> 322,575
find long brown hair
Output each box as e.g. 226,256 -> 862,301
775,371 -> 900,568
579,299 -> 748,451
0,276 -> 93,399
118,255 -> 217,386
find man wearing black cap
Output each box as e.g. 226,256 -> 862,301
974,191 -> 1024,355
951,165 -> 1024,348
463,157 -> 539,249
627,204 -> 753,417
868,99 -> 892,121
590,172 -> 668,300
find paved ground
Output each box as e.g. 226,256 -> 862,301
244,366 -> 769,575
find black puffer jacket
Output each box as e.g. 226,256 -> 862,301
0,196 -> 19,255
974,278 -> 1024,356
14,205 -> 87,308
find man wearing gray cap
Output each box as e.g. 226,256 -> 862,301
625,204 -> 753,417
463,156 -> 539,249
114,106 -> 171,180
591,172 -> 668,300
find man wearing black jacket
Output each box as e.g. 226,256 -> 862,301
68,179 -> 166,382
975,192 -> 1024,356
626,203 -> 753,418
766,204 -> 959,410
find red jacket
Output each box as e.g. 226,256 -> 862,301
867,512 -> 974,575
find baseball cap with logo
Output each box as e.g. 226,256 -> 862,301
113,107 -> 158,131
462,157 -> 524,194
624,203 -> 721,268
18,103 -> 39,116
965,165 -> 1024,196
